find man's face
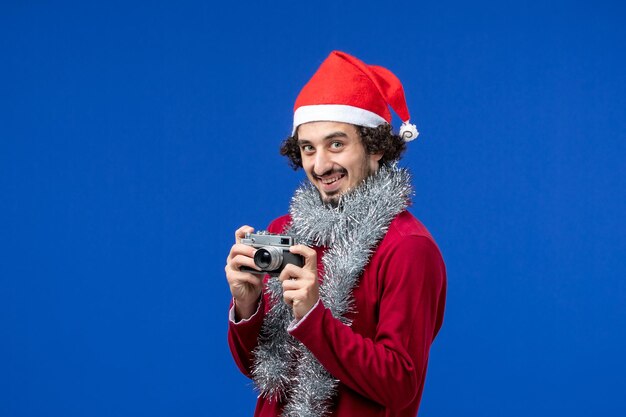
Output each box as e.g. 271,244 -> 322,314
297,121 -> 383,206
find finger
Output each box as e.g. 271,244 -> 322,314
231,254 -> 260,271
280,263 -> 317,284
227,269 -> 261,283
278,263 -> 302,282
283,289 -> 306,307
283,289 -> 296,307
227,269 -> 264,287
234,225 -> 255,243
228,243 -> 257,261
289,244 -> 317,268
281,279 -> 301,292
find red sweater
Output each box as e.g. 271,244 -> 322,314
228,210 -> 447,417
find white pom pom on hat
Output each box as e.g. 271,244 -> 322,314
400,121 -> 419,142
293,51 -> 419,142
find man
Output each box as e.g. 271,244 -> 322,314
225,51 -> 446,417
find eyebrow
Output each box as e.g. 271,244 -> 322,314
297,131 -> 348,146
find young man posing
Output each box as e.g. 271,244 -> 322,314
225,51 -> 447,417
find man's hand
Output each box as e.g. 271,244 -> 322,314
279,245 -> 320,321
225,225 -> 263,320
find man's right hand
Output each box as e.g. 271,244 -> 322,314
225,225 -> 264,321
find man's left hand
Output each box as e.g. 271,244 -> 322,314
279,245 -> 319,321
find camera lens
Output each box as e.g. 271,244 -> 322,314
254,246 -> 283,271
257,250 -> 272,267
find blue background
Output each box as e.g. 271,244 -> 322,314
1,1 -> 625,416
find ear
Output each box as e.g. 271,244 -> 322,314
369,151 -> 384,171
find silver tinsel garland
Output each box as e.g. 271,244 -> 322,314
251,165 -> 413,417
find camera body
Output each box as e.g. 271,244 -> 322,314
241,232 -> 304,276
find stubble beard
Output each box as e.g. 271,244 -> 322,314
317,160 -> 375,208
322,193 -> 341,208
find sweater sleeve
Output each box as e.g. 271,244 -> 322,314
288,235 -> 446,410
227,297 -> 265,377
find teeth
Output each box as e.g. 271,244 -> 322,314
321,175 -> 342,184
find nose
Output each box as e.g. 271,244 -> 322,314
313,149 -> 334,176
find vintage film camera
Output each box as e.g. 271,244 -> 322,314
240,232 -> 304,276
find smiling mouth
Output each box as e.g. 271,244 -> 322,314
319,173 -> 345,185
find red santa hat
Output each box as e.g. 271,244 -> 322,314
293,50 -> 418,142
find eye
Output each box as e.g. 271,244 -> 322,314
301,144 -> 314,153
330,141 -> 343,150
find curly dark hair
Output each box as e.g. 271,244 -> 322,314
279,123 -> 406,170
